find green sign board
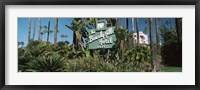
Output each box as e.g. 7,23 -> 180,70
88,20 -> 116,49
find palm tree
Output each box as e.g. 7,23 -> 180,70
120,28 -> 126,60
148,18 -> 156,72
155,18 -> 160,49
18,41 -> 24,48
115,25 -> 128,60
21,42 -> 24,47
66,18 -> 87,52
61,34 -> 65,42
67,27 -> 77,52
64,35 -> 68,41
43,25 -> 47,30
47,18 -> 50,42
43,25 -> 48,42
136,18 -> 140,46
41,32 -> 44,41
120,18 -> 122,26
38,18 -> 41,41
18,41 -> 20,46
132,18 -> 134,32
28,18 -> 31,42
43,25 -> 53,42
32,18 -> 36,40
54,18 -> 58,49
125,18 -> 132,49
49,30 -> 54,39
126,18 -> 128,29
115,18 -> 118,27
132,18 -> 135,47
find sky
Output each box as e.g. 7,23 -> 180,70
18,18 -> 176,46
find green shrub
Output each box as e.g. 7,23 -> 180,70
26,55 -> 67,72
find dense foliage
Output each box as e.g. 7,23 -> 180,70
18,18 -> 182,72
18,39 -> 152,72
160,24 -> 182,66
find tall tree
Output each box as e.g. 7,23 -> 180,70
18,41 -> 24,48
136,18 -> 140,45
148,18 -> 156,72
60,34 -> 68,42
38,18 -> 41,41
41,32 -> 44,41
66,18 -> 87,52
115,18 -> 118,27
21,42 -> 24,47
43,25 -> 48,42
47,18 -> 50,42
54,18 -> 58,49
120,18 -> 122,26
132,18 -> 134,32
132,18 -> 135,47
61,34 -> 64,42
126,18 -> 132,49
64,35 -> 68,41
175,18 -> 182,44
28,18 -> 31,42
126,18 -> 128,29
155,18 -> 160,49
32,18 -> 36,40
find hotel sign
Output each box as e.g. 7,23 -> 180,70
88,20 -> 116,49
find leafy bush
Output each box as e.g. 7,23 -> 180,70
63,52 -> 152,72
18,38 -> 155,72
161,29 -> 182,66
18,48 -> 34,72
26,55 -> 67,72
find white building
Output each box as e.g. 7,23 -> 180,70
133,31 -> 149,44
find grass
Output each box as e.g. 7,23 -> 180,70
161,66 -> 182,72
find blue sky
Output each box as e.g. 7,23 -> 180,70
18,18 -> 175,46
18,18 -> 73,46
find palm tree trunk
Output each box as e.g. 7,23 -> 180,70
72,32 -> 77,53
120,18 -> 122,26
132,18 -> 134,32
28,18 -> 31,42
47,19 -> 50,42
148,18 -> 156,72
126,18 -> 128,29
132,18 -> 135,47
115,18 -> 118,27
38,18 -> 41,41
136,18 -> 140,46
54,18 -> 58,49
41,34 -> 43,41
120,40 -> 124,60
155,18 -> 160,49
33,19 -> 36,40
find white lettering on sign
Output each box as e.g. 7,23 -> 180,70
90,30 -> 96,35
99,37 -> 113,45
105,28 -> 114,36
89,27 -> 114,43
97,45 -> 105,48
